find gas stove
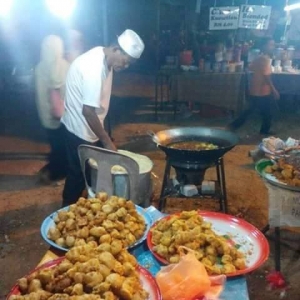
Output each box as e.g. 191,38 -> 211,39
158,157 -> 227,213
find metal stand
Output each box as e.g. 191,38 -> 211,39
154,70 -> 172,120
262,224 -> 281,271
158,157 -> 228,213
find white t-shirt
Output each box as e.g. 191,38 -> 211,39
61,47 -> 113,142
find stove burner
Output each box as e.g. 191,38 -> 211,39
169,159 -> 218,186
159,157 -> 227,212
175,168 -> 206,186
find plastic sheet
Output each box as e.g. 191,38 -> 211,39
267,183 -> 300,227
156,247 -> 225,300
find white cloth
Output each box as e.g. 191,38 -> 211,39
61,47 -> 113,142
267,183 -> 300,227
35,35 -> 70,129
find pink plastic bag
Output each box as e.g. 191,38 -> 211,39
156,247 -> 226,300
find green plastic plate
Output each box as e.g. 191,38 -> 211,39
255,159 -> 300,192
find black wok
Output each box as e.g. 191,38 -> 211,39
149,127 -> 239,167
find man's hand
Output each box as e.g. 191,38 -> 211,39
82,105 -> 117,151
272,89 -> 280,101
102,138 -> 117,151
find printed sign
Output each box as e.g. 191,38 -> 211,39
209,6 -> 239,30
238,5 -> 272,30
267,184 -> 300,227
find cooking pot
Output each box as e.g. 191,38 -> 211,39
148,127 -> 238,185
89,150 -> 153,207
148,126 -> 239,169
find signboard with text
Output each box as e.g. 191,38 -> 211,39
238,5 -> 271,30
209,6 -> 239,30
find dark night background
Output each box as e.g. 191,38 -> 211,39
0,0 -> 296,129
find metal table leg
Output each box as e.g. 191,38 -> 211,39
274,227 -> 281,271
158,159 -> 171,212
173,97 -> 177,120
261,224 -> 281,271
216,161 -> 223,212
220,158 -> 228,213
160,74 -> 164,110
154,74 -> 159,120
262,224 -> 270,234
106,112 -> 112,139
167,75 -> 170,103
216,158 -> 227,213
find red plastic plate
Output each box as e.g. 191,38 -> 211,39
147,211 -> 270,277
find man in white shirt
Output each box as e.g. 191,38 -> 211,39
61,29 -> 144,206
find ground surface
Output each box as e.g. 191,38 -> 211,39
1,73 -> 300,299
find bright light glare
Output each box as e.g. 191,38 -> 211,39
284,3 -> 300,11
0,0 -> 13,17
46,0 -> 77,19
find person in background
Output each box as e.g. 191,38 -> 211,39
61,29 -> 144,207
35,35 -> 70,183
228,38 -> 280,135
66,29 -> 84,63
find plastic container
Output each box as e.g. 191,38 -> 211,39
283,60 -> 292,72
225,48 -> 233,62
274,48 -> 284,60
274,60 -> 282,73
274,66 -> 282,73
198,59 -> 204,71
233,44 -> 242,62
215,51 -> 223,62
213,62 -> 221,72
287,46 -> 295,61
89,150 -> 153,207
180,51 -> 193,66
248,49 -> 260,63
228,63 -> 236,73
274,60 -> 281,67
235,62 -> 244,72
204,61 -> 211,72
221,61 -> 228,72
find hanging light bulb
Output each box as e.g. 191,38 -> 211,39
46,0 -> 77,19
284,2 -> 300,11
0,0 -> 13,17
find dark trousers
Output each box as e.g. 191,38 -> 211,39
229,95 -> 273,134
62,125 -> 102,207
42,126 -> 67,180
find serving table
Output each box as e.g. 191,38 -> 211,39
256,159 -> 300,272
272,72 -> 300,96
171,72 -> 246,116
155,69 -> 300,120
37,207 -> 250,300
155,70 -> 246,119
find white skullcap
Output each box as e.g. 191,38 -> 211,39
117,29 -> 145,59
